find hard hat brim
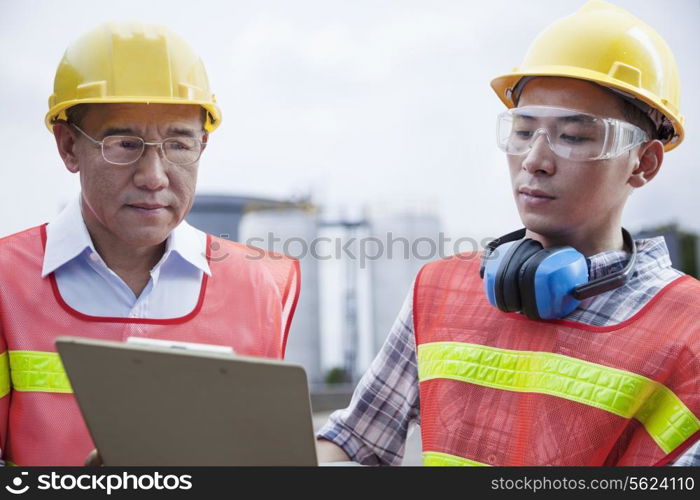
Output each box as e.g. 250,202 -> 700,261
45,98 -> 222,133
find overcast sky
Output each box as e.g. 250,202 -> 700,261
1,0 -> 699,242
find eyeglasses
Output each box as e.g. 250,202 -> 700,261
496,106 -> 648,161
70,123 -> 206,166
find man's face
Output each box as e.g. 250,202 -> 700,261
66,103 -> 205,248
507,77 -> 640,240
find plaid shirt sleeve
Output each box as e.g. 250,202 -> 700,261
316,286 -> 420,465
670,441 -> 700,466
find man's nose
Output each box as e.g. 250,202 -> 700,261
132,144 -> 169,190
521,131 -> 556,175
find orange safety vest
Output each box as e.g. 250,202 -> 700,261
0,224 -> 300,466
414,253 -> 700,466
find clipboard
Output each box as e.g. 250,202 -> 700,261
55,336 -> 318,466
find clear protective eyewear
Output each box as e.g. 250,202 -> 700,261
496,106 -> 648,161
70,123 -> 206,166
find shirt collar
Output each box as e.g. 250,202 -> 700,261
586,236 -> 672,280
166,218 -> 212,277
42,195 -> 95,277
42,195 -> 211,277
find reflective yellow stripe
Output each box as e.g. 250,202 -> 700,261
0,352 -> 9,398
8,351 -> 73,393
423,451 -> 490,466
636,385 -> 700,454
417,342 -> 700,454
5,460 -> 17,466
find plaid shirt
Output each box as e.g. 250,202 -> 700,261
318,237 -> 699,466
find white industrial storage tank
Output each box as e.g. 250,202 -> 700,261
239,209 -> 322,385
368,203 -> 442,357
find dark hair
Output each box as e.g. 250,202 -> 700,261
65,104 -> 90,127
615,96 -> 657,141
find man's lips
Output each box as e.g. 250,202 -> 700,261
518,187 -> 556,199
126,203 -> 169,215
127,203 -> 168,209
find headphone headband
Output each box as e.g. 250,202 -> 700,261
479,228 -> 526,279
572,228 -> 637,300
480,228 -> 637,299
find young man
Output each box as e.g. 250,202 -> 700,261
0,22 -> 300,466
316,0 -> 699,466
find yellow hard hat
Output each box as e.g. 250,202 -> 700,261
491,0 -> 684,151
46,21 -> 222,132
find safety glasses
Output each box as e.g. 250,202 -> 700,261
497,106 -> 648,161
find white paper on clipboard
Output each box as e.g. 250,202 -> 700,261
125,336 -> 234,354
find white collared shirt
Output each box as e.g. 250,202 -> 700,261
42,196 -> 211,319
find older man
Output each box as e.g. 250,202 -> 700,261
317,1 -> 699,466
0,22 -> 299,466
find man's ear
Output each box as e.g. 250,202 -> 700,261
628,140 -> 664,188
53,121 -> 80,173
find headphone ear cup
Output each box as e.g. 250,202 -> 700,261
518,247 -> 588,320
518,249 -> 555,320
494,239 -> 543,312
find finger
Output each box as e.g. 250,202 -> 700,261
84,449 -> 103,467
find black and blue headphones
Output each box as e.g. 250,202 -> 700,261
480,228 -> 637,320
